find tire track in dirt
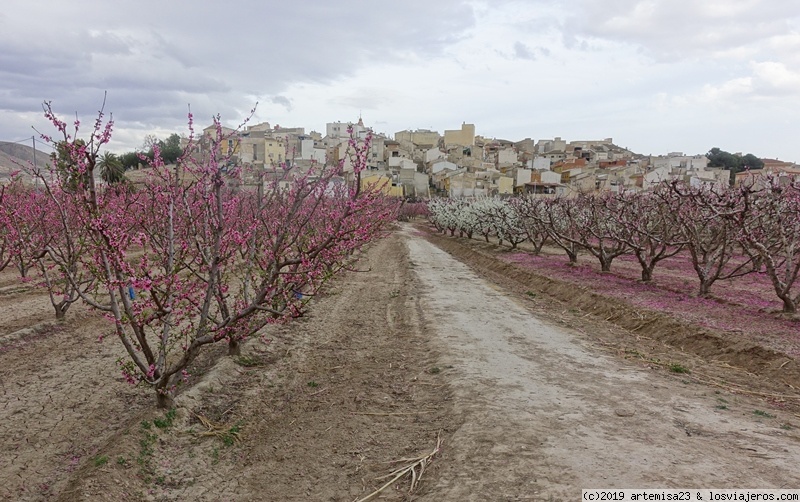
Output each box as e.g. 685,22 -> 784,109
403,225 -> 800,501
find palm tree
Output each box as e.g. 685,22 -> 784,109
98,152 -> 126,184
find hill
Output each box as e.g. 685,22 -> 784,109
0,141 -> 52,181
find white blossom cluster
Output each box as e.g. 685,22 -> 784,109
428,197 -> 527,246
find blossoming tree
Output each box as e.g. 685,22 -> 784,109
37,101 -> 398,407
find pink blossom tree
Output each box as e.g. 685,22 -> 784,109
38,101 -> 398,407
0,178 -> 42,279
397,201 -> 429,222
0,181 -> 20,273
10,181 -> 94,319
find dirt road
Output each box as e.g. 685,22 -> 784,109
2,224 -> 799,501
403,225 -> 800,500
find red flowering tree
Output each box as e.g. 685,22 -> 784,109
6,180 -> 94,319
0,178 -> 44,279
38,101 -> 398,407
397,201 -> 429,222
0,181 -> 21,274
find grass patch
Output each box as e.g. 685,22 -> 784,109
428,366 -> 441,374
153,408 -> 176,429
137,423 -> 158,481
221,425 -> 241,447
93,455 -> 109,467
307,380 -> 319,388
234,355 -> 262,367
754,410 -> 775,418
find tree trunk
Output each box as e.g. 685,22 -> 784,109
567,250 -> 577,264
698,280 -> 712,297
641,266 -> 654,282
781,296 -> 797,314
156,388 -> 174,409
228,337 -> 241,356
55,303 -> 68,320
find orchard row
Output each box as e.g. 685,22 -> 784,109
0,102 -> 399,407
426,180 -> 800,314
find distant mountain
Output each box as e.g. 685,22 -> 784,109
0,141 -> 52,181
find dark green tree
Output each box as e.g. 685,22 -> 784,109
706,147 -> 742,170
707,148 -> 763,186
97,152 -> 126,184
145,133 -> 182,165
118,151 -> 141,170
50,139 -> 91,192
740,153 -> 764,170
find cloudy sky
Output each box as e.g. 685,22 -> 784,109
2,0 -> 799,161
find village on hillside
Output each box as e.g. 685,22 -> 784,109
185,118 -> 800,198
3,118 -> 799,195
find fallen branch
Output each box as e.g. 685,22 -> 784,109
191,413 -> 242,443
354,432 -> 442,502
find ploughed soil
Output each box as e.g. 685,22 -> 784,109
1,221 -> 799,501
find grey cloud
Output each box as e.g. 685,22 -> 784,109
0,0 -> 478,149
513,41 -> 536,60
510,41 -> 552,60
565,0 -> 800,62
269,96 -> 293,112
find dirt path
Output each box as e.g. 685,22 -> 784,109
403,225 -> 800,500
